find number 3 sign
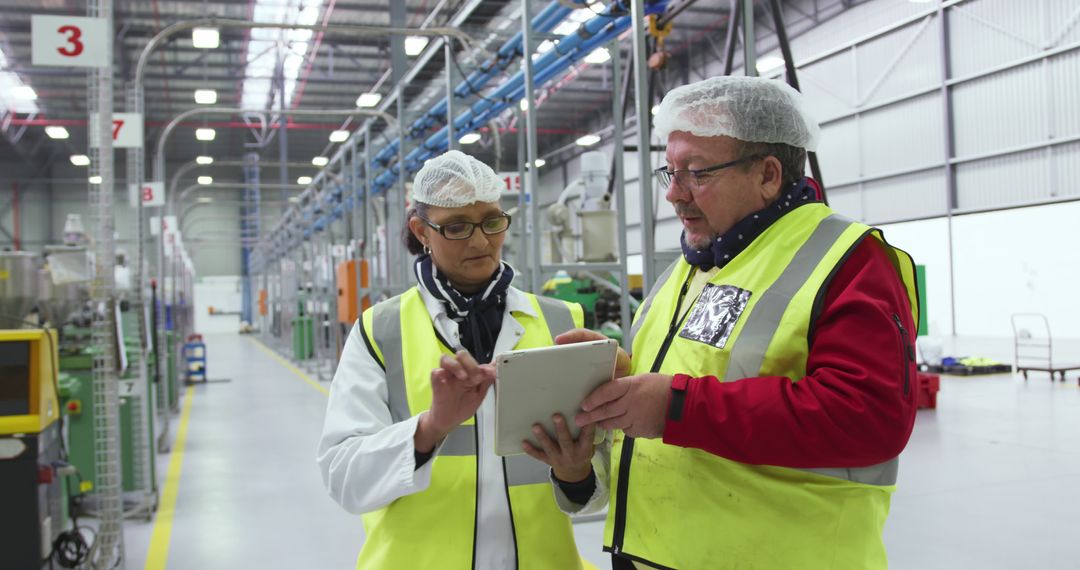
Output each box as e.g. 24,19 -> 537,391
32,15 -> 109,68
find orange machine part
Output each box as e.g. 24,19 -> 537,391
258,289 -> 268,316
336,259 -> 371,324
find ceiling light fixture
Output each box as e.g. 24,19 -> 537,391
192,27 -> 220,49
356,92 -> 382,107
45,126 -> 70,139
194,89 -> 218,104
584,48 -> 610,64
12,85 -> 37,100
755,56 -> 786,74
575,134 -> 601,147
404,36 -> 429,56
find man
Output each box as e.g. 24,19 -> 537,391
558,76 -> 920,569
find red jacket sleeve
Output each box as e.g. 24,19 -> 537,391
662,238 -> 918,468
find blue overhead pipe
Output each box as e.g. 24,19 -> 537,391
269,1 -> 593,251
304,0 -> 669,245
403,4 -> 581,144
368,1 -> 630,193
367,0 -> 657,195
370,1 -> 579,168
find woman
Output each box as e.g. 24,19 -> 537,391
317,150 -> 607,569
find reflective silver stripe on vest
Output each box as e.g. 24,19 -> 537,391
371,291 -> 574,452
534,295 -> 576,337
800,458 -> 899,487
713,214 -> 899,487
371,295 -> 412,424
439,424 -> 477,456
504,454 -> 551,486
723,214 -> 855,382
627,259 -> 680,349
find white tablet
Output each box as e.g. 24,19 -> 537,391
493,338 -> 618,457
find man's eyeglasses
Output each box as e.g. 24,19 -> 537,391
419,212 -> 512,240
653,154 -> 765,190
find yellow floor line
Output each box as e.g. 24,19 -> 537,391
143,385 -> 195,570
248,336 -> 329,397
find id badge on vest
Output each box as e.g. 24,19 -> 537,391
679,284 -> 752,349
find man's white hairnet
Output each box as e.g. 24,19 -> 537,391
654,76 -> 820,151
412,150 -> 504,208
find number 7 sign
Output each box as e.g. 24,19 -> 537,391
90,112 -> 144,148
32,15 -> 108,68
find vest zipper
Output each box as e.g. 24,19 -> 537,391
892,314 -> 914,395
611,272 -> 695,556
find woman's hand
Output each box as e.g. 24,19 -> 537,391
522,414 -> 596,483
555,328 -> 631,379
415,350 -> 495,453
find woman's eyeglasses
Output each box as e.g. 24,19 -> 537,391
419,212 -> 512,240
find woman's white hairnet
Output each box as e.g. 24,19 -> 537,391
411,150 -> 504,208
653,76 -> 821,151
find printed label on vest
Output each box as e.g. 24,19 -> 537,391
678,284 -> 752,349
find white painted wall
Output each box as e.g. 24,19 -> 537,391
194,275 -> 242,334
878,201 -> 1080,340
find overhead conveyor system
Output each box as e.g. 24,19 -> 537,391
251,0 -> 671,267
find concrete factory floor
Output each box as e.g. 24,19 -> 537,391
118,333 -> 1080,569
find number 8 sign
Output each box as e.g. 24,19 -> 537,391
32,15 -> 108,68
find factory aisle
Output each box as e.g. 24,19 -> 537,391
116,332 -> 1080,569
122,332 -> 613,570
123,333 -> 364,569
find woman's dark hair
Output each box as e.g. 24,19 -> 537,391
403,202 -> 431,255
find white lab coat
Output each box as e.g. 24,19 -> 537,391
316,284 -> 609,569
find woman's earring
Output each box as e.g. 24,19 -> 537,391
423,245 -> 432,255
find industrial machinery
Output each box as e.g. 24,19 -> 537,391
546,151 -> 619,264
335,258 -> 371,355
0,251 -> 67,569
542,151 -> 639,334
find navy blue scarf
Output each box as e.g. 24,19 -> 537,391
681,178 -> 821,271
414,255 -> 515,364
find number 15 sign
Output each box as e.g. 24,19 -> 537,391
32,15 -> 109,68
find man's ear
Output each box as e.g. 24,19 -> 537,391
758,156 -> 784,202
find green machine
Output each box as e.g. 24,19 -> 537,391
292,296 -> 314,361
543,274 -> 640,342
58,305 -> 158,508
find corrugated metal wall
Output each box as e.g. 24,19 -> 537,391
767,0 -> 1080,223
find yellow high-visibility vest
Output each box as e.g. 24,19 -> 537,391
606,204 -> 919,569
360,287 -> 586,569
